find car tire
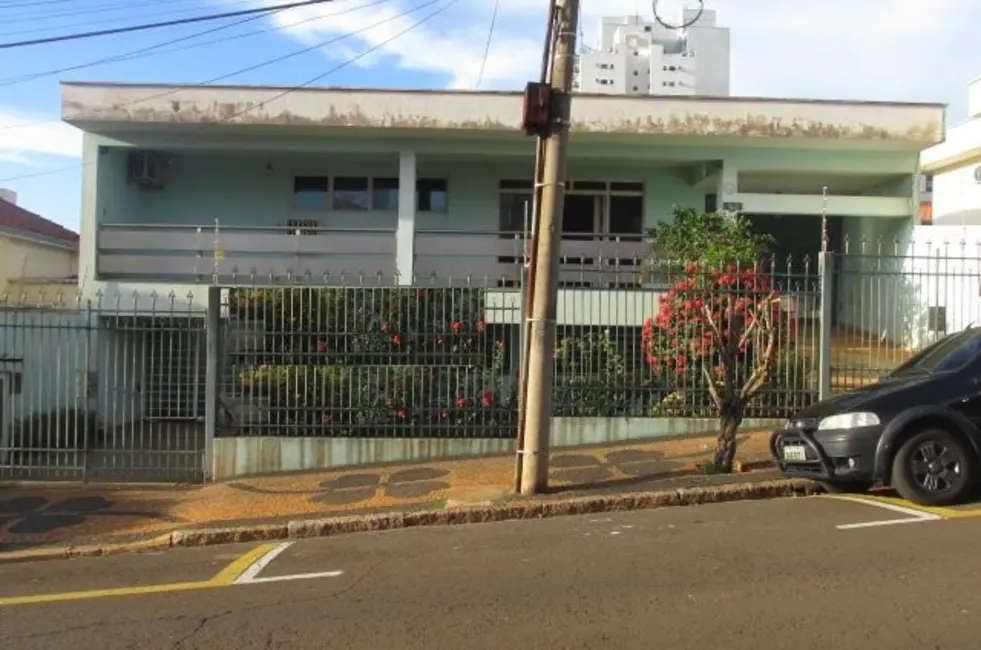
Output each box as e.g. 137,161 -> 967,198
819,481 -> 873,495
891,428 -> 976,506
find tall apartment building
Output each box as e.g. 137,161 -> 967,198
573,8 -> 730,97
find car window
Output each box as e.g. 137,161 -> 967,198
890,330 -> 981,376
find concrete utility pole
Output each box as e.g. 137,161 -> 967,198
517,0 -> 580,495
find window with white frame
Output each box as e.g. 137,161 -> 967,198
290,176 -> 447,212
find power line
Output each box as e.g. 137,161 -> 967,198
0,0 -> 412,131
0,0 -> 378,89
0,0 -> 77,8
475,0 -> 500,89
0,11 -> 271,87
209,0 -> 461,126
0,0 -> 461,184
0,0 -> 257,39
110,0 -> 443,113
0,0 -> 245,26
0,0 -> 337,49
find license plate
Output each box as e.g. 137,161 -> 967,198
783,445 -> 807,462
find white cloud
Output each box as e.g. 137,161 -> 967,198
0,110 -> 83,166
253,0 -> 544,89
260,0 -> 981,119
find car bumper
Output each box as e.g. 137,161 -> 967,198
770,425 -> 882,482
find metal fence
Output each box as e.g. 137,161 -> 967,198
0,292 -> 205,483
1,242 -> 977,482
219,285 -> 521,439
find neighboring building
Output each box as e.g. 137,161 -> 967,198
64,81 -> 941,328
0,190 -> 79,297
573,8 -> 730,97
919,77 -> 981,226
917,173 -> 933,224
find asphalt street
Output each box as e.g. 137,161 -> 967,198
3,494 -> 981,649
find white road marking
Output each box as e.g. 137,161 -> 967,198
247,570 -> 345,584
232,541 -> 345,585
827,495 -> 943,530
233,542 -> 294,584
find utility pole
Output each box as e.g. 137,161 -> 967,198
516,0 -> 580,495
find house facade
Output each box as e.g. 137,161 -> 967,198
5,81 -> 942,481
67,82 -> 942,315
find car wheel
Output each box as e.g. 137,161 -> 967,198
891,428 -> 976,506
819,481 -> 873,495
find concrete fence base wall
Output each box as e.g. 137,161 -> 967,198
211,416 -> 783,480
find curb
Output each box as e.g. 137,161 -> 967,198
0,478 -> 823,565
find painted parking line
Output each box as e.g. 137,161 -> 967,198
851,494 -> 981,519
233,542 -> 344,585
0,541 -> 343,608
825,495 -> 943,530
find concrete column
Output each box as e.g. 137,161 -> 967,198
717,161 -> 739,210
203,286 -> 221,481
78,134 -> 101,296
396,151 -> 417,284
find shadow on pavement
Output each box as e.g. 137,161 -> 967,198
0,495 -> 188,552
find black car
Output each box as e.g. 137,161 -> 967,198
771,326 -> 981,506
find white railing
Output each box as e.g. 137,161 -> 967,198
414,229 -> 649,286
97,223 -> 398,282
97,224 -> 652,286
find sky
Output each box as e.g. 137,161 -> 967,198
0,0 -> 979,231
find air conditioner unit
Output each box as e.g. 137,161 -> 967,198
127,151 -> 166,188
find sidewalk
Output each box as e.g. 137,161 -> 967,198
0,430 -> 800,558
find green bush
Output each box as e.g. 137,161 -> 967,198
227,287 -> 517,437
224,288 -> 813,435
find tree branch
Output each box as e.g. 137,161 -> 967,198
739,293 -> 780,403
701,364 -> 722,410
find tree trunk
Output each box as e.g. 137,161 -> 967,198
713,408 -> 743,473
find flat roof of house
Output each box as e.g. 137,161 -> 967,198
61,81 -> 946,148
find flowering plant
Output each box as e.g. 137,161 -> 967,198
642,263 -> 785,471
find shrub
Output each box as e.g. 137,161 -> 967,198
551,329 -> 648,417
642,262 -> 788,471
227,287 -> 516,437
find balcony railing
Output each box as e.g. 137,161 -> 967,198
97,223 -> 397,282
414,229 -> 650,287
96,224 -> 651,286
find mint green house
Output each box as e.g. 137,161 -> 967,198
44,81 -> 947,480
66,82 -> 943,307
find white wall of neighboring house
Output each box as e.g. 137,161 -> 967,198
574,8 -> 729,97
920,77 -> 981,227
931,163 -> 981,226
906,77 -> 981,345
901,225 -> 981,346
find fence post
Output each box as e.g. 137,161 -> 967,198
818,251 -> 834,401
203,286 -> 221,481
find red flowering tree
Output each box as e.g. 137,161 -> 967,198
643,207 -> 784,473
643,262 -> 785,472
